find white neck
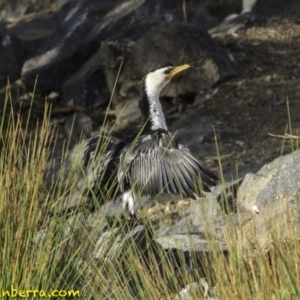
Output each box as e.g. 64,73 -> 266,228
145,77 -> 168,131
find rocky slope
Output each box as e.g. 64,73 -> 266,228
1,0 -> 300,297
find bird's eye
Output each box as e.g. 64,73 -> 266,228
164,68 -> 172,75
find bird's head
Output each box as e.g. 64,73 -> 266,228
143,63 -> 190,95
139,63 -> 191,131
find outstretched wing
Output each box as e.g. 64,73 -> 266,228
83,136 -> 124,200
118,133 -> 218,198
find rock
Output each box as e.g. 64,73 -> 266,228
43,137 -> 91,192
56,0 -> 70,9
62,48 -> 109,107
21,0 -> 180,93
0,0 -> 31,21
8,11 -> 57,59
206,0 -> 242,20
156,199 -> 236,252
92,225 -> 161,261
114,97 -> 140,131
222,154 -> 265,183
237,192 -> 300,253
175,281 -> 210,300
191,5 -> 219,30
37,214 -> 203,297
242,0 -> 258,12
0,0 -> 65,22
170,113 -> 238,158
243,0 -> 300,16
209,178 -> 244,214
75,224 -> 173,297
209,12 -> 264,38
100,40 -> 135,106
64,112 -> 92,141
0,22 -> 25,88
237,149 -> 300,214
0,79 -> 26,106
120,23 -> 236,101
170,115 -> 216,151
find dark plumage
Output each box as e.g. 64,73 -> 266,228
84,64 -> 218,215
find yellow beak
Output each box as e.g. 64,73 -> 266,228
165,64 -> 190,80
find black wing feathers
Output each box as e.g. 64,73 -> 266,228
84,131 -> 218,201
121,132 -> 218,198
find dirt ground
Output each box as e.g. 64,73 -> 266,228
194,11 -> 300,177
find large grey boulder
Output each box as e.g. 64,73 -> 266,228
237,149 -> 300,213
237,193 -> 300,253
156,198 -> 236,253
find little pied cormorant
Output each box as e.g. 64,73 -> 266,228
84,63 -> 219,216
